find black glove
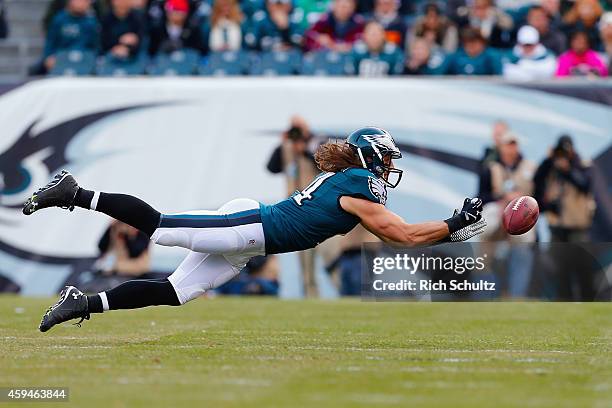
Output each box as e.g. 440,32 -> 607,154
444,197 -> 483,234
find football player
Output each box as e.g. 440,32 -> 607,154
23,127 -> 485,331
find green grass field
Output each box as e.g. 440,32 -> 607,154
0,297 -> 610,408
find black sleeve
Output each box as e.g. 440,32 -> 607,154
100,16 -> 113,54
98,227 -> 111,254
478,166 -> 494,205
266,145 -> 284,174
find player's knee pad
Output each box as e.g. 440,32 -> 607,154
151,229 -> 191,249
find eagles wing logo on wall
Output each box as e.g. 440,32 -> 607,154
0,103 -> 167,211
368,176 -> 387,205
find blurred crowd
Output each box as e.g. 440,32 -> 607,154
9,0 -> 611,77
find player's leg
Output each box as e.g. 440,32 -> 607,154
38,251 -> 246,332
38,278 -> 181,332
88,251 -> 242,313
23,171 -> 161,236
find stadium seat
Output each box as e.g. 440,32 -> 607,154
198,51 -> 251,76
96,54 -> 148,76
248,50 -> 302,76
300,51 -> 355,76
48,50 -> 96,76
148,49 -> 201,76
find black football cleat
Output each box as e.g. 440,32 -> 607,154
39,286 -> 90,332
22,170 -> 79,215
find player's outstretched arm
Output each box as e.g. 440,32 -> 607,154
339,196 -> 486,246
339,196 -> 450,246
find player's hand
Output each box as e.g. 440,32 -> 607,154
459,197 -> 483,224
444,197 -> 483,233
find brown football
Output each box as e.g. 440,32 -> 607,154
502,196 -> 539,235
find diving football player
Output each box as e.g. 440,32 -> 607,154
23,127 -> 486,331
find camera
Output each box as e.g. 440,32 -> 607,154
287,126 -> 304,141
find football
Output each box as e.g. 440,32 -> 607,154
503,196 -> 539,235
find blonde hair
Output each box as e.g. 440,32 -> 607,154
211,0 -> 243,26
314,142 -> 362,172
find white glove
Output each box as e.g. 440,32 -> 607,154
448,218 -> 487,242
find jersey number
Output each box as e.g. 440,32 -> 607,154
293,173 -> 334,206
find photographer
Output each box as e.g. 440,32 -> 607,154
95,220 -> 151,277
534,135 -> 594,241
533,135 -> 595,300
266,115 -> 318,195
266,115 -> 320,297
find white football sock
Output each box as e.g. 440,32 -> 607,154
90,191 -> 100,211
99,291 -> 109,312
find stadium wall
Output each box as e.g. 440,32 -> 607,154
0,78 -> 610,295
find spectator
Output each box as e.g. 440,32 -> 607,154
479,119 -> 508,168
409,1 -> 458,53
370,0 -> 407,47
148,0 -> 205,55
540,0 -> 562,28
246,0 -> 304,51
101,0 -> 145,59
479,132 -> 535,206
562,0 -> 603,50
599,12 -> 612,71
527,5 -> 566,55
352,21 -> 404,76
266,116 -> 320,297
533,135 -> 595,300
36,0 -> 100,75
304,0 -> 365,52
202,0 -> 245,52
146,0 -> 208,29
479,132 -> 536,298
0,0 -> 7,39
402,37 -> 447,75
503,25 -> 557,81
43,0 -> 107,32
556,29 -> 608,77
455,0 -> 515,49
95,220 -> 151,277
445,27 -> 502,75
533,135 -> 594,240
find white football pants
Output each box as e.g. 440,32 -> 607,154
150,198 -> 266,304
